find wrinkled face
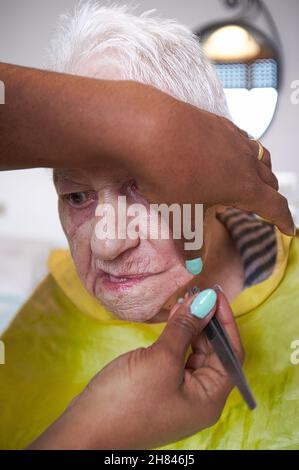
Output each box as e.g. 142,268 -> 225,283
54,168 -> 194,322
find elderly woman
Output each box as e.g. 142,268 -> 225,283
0,4 -> 298,450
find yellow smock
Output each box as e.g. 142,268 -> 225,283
0,229 -> 298,450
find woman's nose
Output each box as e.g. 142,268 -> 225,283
90,197 -> 140,261
91,230 -> 139,261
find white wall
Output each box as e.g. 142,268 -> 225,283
0,0 -> 298,244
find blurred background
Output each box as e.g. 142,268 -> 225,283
0,0 -> 298,330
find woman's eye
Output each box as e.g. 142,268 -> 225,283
63,191 -> 96,208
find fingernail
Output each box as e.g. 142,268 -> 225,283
185,258 -> 203,275
190,289 -> 217,319
177,297 -> 185,304
213,284 -> 224,293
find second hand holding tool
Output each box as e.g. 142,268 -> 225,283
188,286 -> 257,410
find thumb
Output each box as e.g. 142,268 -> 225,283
156,289 -> 217,364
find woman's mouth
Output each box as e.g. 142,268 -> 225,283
100,271 -> 160,291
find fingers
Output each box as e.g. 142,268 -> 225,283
186,289 -> 245,409
236,127 -> 250,139
183,290 -> 246,420
251,146 -> 295,234
250,142 -> 277,190
188,288 -> 244,370
155,291 -> 217,366
259,146 -> 272,170
248,139 -> 272,170
261,187 -> 294,236
240,183 -> 294,236
257,163 -> 279,191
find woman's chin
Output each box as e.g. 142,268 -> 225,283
96,296 -> 170,323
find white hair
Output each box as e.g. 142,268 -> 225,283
46,1 -> 229,117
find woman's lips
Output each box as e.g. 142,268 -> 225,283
100,271 -> 161,291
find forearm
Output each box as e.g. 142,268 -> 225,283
0,62 -> 160,172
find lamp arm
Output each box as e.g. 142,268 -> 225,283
222,0 -> 262,21
222,0 -> 283,56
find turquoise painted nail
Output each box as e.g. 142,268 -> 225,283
190,289 -> 217,319
185,257 -> 203,275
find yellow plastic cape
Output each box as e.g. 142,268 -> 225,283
0,229 -> 299,449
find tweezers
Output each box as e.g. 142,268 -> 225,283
188,287 -> 257,410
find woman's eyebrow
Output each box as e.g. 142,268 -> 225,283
54,173 -> 91,191
53,169 -> 70,185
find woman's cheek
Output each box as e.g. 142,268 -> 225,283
58,202 -> 95,268
58,199 -> 96,238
